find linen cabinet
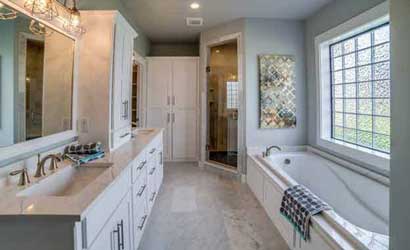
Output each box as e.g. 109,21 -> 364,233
77,11 -> 137,151
146,57 -> 199,162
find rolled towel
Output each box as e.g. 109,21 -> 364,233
65,142 -> 103,155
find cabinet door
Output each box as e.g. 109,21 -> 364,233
171,58 -> 198,161
147,59 -> 172,160
120,31 -> 134,128
112,20 -> 126,131
172,58 -> 198,110
172,110 -> 197,161
89,192 -> 133,250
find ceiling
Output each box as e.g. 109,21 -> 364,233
120,0 -> 333,43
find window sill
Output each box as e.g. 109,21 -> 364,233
317,137 -> 390,173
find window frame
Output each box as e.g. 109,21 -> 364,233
314,2 -> 390,174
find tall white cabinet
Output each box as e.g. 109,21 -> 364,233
146,57 -> 198,162
77,11 -> 137,151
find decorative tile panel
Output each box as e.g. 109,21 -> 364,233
259,54 -> 296,129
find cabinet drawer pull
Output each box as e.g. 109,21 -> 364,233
113,223 -> 122,250
120,132 -> 130,138
150,192 -> 156,201
137,185 -> 146,196
137,160 -> 146,170
149,148 -> 156,154
119,220 -> 125,250
138,215 -> 148,230
159,151 -> 163,165
149,167 -> 156,175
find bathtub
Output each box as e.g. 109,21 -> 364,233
247,147 -> 389,250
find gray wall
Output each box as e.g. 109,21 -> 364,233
304,0 -> 385,153
150,43 -> 199,57
79,0 -> 151,56
244,18 -> 306,147
390,0 -> 410,248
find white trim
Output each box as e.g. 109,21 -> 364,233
314,2 -> 390,173
200,32 -> 245,174
132,51 -> 147,127
0,0 -> 80,168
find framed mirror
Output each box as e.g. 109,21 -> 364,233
0,4 -> 75,149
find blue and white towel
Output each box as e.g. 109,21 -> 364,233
64,151 -> 105,165
65,142 -> 103,155
280,185 -> 331,243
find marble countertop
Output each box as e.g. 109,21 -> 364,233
0,128 -> 162,217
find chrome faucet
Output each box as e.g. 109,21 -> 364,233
263,145 -> 282,157
34,153 -> 62,178
9,168 -> 30,186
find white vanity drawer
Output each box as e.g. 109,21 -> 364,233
133,199 -> 148,248
146,135 -> 161,160
82,165 -> 132,249
132,151 -> 147,183
111,126 -> 131,150
133,170 -> 147,208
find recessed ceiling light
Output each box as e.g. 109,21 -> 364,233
190,2 -> 200,9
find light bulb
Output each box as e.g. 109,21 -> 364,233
71,11 -> 80,27
0,3 -> 4,8
190,2 -> 200,9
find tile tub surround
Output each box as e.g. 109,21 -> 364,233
0,128 -> 163,216
139,162 -> 289,250
248,152 -> 389,250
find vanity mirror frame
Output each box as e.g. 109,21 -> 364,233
0,0 -> 80,168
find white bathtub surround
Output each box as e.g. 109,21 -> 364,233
247,149 -> 389,250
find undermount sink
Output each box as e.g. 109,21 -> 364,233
133,128 -> 155,135
17,163 -> 113,197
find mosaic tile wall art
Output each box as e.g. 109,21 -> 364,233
259,54 -> 296,129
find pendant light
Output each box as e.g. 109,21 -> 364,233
29,19 -> 53,36
0,2 -> 17,20
24,0 -> 58,20
63,0 -> 85,34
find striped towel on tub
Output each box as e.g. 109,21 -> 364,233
280,185 -> 331,246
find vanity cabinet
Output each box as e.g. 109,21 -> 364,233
81,133 -> 163,250
78,11 -> 138,151
88,192 -> 133,250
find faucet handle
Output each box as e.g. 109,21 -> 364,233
10,168 -> 30,186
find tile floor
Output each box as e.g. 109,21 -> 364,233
138,162 -> 289,250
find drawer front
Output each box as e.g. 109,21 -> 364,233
112,126 -> 132,150
133,170 -> 147,208
147,160 -> 157,212
146,135 -> 161,160
133,201 -> 148,248
132,151 -> 147,183
83,165 -> 132,248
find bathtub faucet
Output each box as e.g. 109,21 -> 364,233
263,145 -> 282,157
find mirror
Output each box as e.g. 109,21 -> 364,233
0,5 -> 75,147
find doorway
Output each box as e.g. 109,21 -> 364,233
206,41 -> 239,169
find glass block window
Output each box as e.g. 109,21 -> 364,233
227,81 -> 239,109
330,23 -> 391,153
